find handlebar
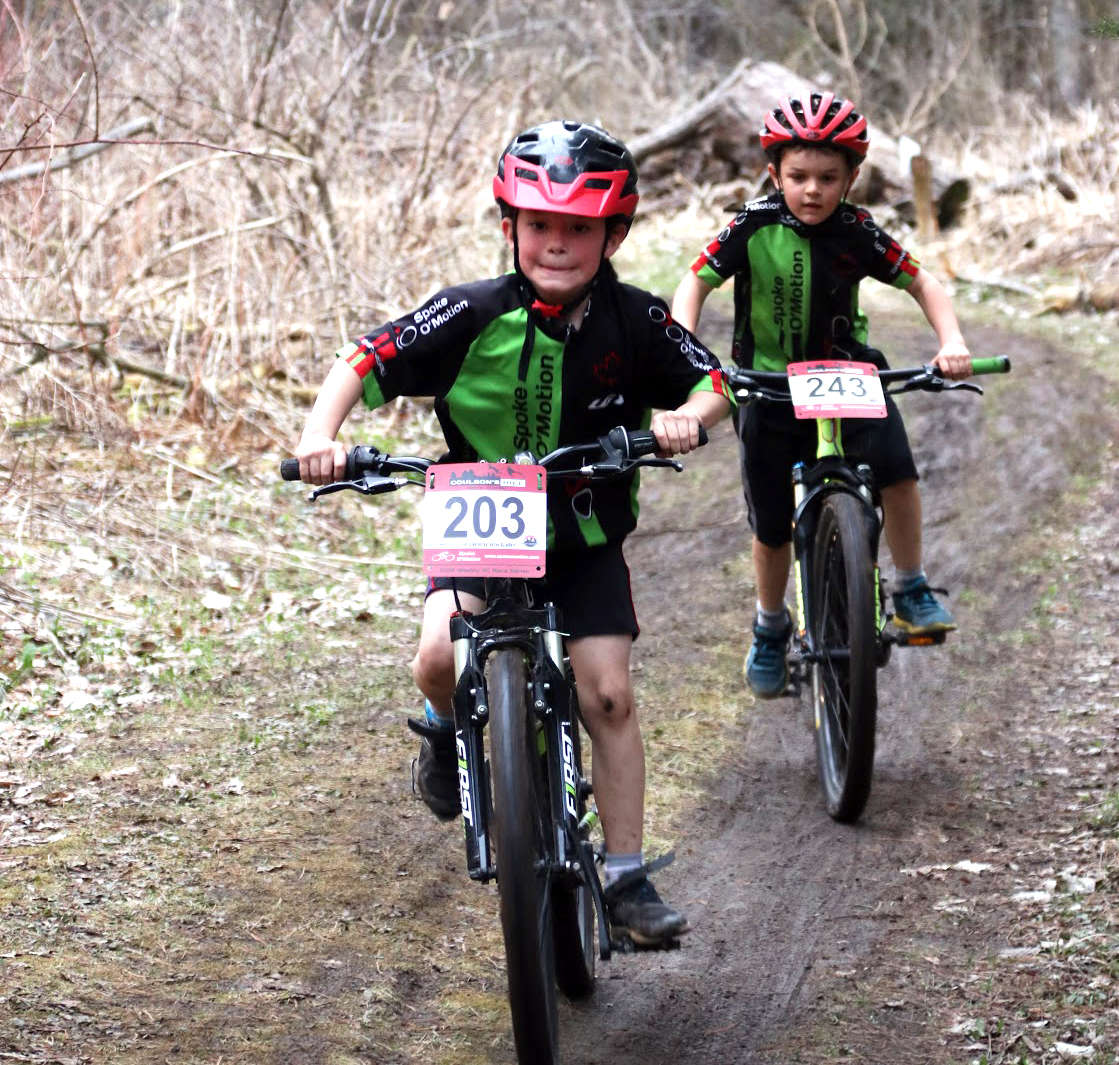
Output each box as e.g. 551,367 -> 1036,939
279,424 -> 708,496
279,446 -> 430,482
727,355 -> 1011,403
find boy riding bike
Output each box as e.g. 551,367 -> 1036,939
295,120 -> 732,945
672,92 -> 973,699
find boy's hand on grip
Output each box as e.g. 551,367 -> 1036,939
932,341 -> 973,381
651,410 -> 705,457
295,432 -> 347,484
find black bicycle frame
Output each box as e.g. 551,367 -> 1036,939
448,580 -> 611,954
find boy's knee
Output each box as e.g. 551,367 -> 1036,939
411,642 -> 453,695
579,679 -> 636,727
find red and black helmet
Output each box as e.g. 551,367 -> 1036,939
494,120 -> 639,225
760,92 -> 869,165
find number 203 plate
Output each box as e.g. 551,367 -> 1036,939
787,361 -> 886,419
422,463 -> 547,578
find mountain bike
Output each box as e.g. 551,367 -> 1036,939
726,356 -> 1010,822
280,424 -> 701,1065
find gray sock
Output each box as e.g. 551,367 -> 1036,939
603,851 -> 643,887
756,601 -> 789,630
894,569 -> 926,591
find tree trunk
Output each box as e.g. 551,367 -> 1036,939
1049,0 -> 1085,109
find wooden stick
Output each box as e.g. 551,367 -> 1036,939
0,116 -> 156,186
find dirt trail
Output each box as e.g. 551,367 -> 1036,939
3,313 -> 1116,1065
560,316 -> 1117,1064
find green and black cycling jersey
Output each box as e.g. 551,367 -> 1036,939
338,268 -> 730,552
689,193 -> 920,371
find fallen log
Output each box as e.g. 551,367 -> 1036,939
630,61 -> 970,224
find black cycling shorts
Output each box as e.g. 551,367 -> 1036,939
426,542 -> 639,639
735,381 -> 919,548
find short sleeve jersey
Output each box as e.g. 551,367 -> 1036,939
336,271 -> 730,551
689,193 -> 920,371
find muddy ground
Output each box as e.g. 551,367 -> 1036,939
2,308 -> 1117,1064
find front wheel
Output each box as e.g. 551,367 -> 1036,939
488,648 -> 559,1064
809,492 -> 878,822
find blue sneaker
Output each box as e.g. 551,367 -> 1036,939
744,611 -> 792,698
892,579 -> 956,635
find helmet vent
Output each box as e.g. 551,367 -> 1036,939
514,167 -> 540,182
583,178 -> 612,190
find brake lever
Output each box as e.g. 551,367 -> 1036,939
308,474 -> 410,501
640,457 -> 685,472
580,456 -> 685,477
943,379 -> 985,394
887,374 -> 938,396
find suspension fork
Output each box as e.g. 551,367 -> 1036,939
790,465 -> 882,655
449,603 -> 581,883
792,414 -> 844,648
450,612 -> 494,881
531,603 -> 583,870
532,608 -> 613,960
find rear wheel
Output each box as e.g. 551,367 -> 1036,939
488,648 -> 559,1064
809,492 -> 878,823
551,696 -> 595,999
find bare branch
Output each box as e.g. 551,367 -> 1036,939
0,116 -> 155,185
65,0 -> 100,136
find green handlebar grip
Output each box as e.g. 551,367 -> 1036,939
970,355 -> 1011,375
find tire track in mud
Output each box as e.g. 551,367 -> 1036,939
560,319 -> 1103,1064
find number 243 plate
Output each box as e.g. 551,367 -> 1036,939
422,463 -> 547,578
787,361 -> 886,419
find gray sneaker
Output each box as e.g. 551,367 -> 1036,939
605,869 -> 689,947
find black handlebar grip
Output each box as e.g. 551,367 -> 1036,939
280,458 -> 301,481
624,429 -> 659,458
606,424 -> 708,457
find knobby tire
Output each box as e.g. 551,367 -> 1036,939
810,492 -> 878,822
489,648 -> 559,1064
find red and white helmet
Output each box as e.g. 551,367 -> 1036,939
494,120 -> 639,225
760,92 -> 869,164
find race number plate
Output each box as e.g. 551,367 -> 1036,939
787,361 -> 887,419
422,463 -> 547,578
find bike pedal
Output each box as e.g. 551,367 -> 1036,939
889,627 -> 948,647
609,932 -> 683,954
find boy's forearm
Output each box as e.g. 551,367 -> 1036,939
677,388 -> 732,427
301,359 -> 364,441
671,272 -> 712,332
909,269 -> 966,348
